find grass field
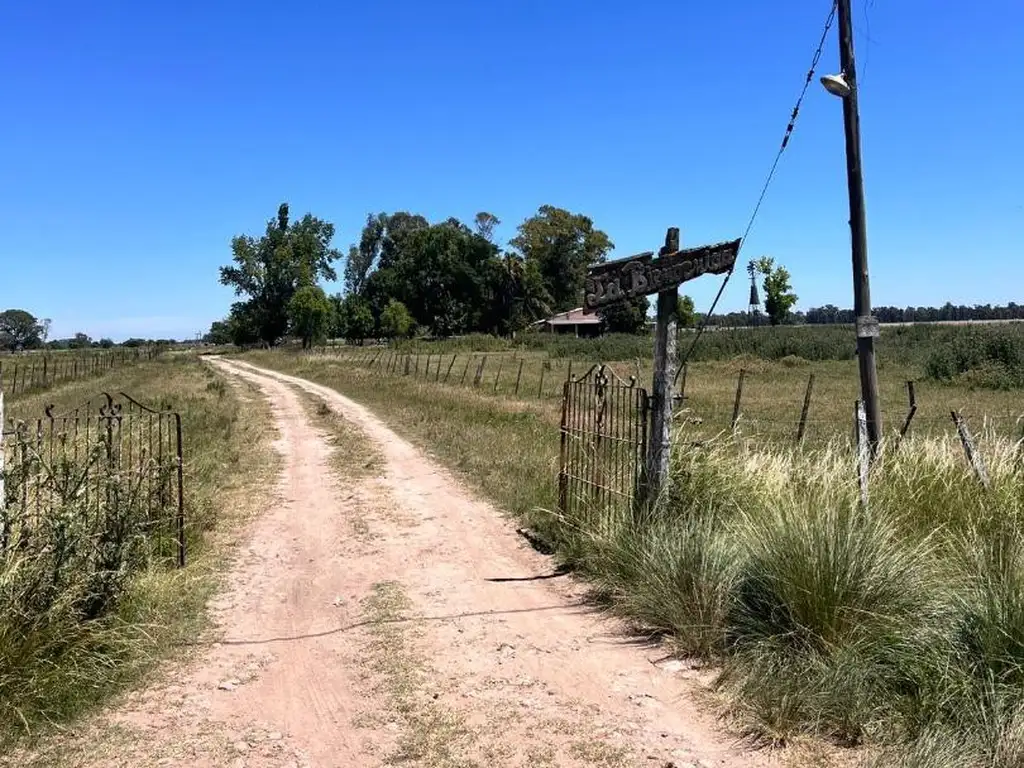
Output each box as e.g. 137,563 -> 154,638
243,345 -> 1024,766
305,343 -> 1024,447
0,356 -> 275,746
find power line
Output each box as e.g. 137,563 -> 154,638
677,1 -> 839,377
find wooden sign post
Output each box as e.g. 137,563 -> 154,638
584,228 -> 741,506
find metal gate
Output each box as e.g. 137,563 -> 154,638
558,364 -> 649,523
1,391 -> 185,568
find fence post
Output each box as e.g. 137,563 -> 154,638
514,359 -> 524,396
444,355 -> 457,383
951,411 -> 990,488
42,357 -> 48,387
473,356 -> 488,387
175,413 -> 186,567
493,359 -> 504,394
460,357 -> 471,385
404,355 -> 411,376
12,365 -> 18,395
900,381 -> 918,439
856,400 -> 870,507
731,368 -> 746,433
538,363 -> 546,399
796,373 -> 816,445
0,390 -> 5,528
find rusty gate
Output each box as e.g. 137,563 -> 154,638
558,364 -> 649,522
1,392 -> 186,568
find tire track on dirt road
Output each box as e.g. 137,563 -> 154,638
204,357 -> 766,768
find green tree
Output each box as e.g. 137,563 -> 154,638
204,320 -> 233,345
98,338 -> 115,349
380,219 -> 500,337
68,332 -> 92,350
219,203 -> 341,346
509,206 -> 613,313
227,302 -> 261,346
473,212 -> 501,242
379,299 -> 414,339
599,296 -> 649,334
493,253 -> 552,337
339,294 -> 375,344
676,294 -> 696,327
755,257 -> 798,326
0,309 -> 45,351
288,285 -> 333,349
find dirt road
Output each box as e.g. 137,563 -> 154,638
22,358 -> 770,767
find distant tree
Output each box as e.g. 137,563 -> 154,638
340,294 -> 375,344
676,295 -> 696,327
379,299 -> 414,339
123,338 -> 147,348
509,206 -> 613,313
599,296 -> 649,334
226,302 -> 261,346
0,309 -> 45,351
219,203 -> 341,346
98,338 -> 115,349
494,252 -> 552,337
288,285 -> 333,349
755,257 -> 798,326
68,332 -> 92,350
344,213 -> 386,295
473,212 -> 501,243
376,219 -> 500,337
203,320 -> 233,345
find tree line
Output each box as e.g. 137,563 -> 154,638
706,301 -> 1024,328
211,202 -> 679,347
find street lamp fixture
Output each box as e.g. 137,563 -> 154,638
820,72 -> 851,98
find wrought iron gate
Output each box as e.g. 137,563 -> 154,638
558,365 -> 649,522
1,392 -> 186,568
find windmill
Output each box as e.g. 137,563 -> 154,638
747,260 -> 761,327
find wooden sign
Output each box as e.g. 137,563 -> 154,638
583,238 -> 742,312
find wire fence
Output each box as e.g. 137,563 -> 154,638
308,345 -> 1024,450
0,348 -> 159,397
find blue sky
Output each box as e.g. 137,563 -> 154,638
2,1 -> 1021,340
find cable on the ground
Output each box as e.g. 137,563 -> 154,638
675,1 -> 839,384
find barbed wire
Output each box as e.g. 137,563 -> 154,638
676,1 -> 839,381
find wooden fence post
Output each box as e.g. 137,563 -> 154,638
493,359 -> 504,393
951,411 -> 990,488
404,355 -> 411,376
443,355 -> 457,383
460,357 -> 471,386
537,363 -> 546,399
473,356 -> 488,387
731,368 -> 746,433
796,373 -> 816,445
514,359 -> 524,396
856,400 -> 870,507
42,357 -> 48,387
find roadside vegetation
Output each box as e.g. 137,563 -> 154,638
0,356 -> 273,746
243,346 -> 1024,766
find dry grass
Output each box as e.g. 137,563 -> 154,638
244,347 -> 1024,766
0,355 -> 277,750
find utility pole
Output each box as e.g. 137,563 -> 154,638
835,0 -> 882,457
